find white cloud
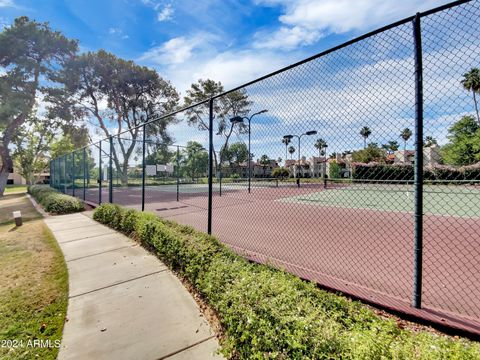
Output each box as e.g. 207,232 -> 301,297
139,0 -> 174,22
108,27 -> 130,40
189,50 -> 291,90
254,26 -> 322,50
157,4 -> 174,22
254,0 -> 450,50
139,37 -> 195,65
153,48 -> 296,96
0,0 -> 14,7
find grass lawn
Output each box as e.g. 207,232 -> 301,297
4,185 -> 28,194
0,193 -> 42,225
0,194 -> 68,360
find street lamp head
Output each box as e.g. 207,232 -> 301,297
306,130 -> 318,136
229,116 -> 244,124
283,135 -> 294,140
258,109 -> 268,114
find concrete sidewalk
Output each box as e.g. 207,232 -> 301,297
45,212 -> 222,360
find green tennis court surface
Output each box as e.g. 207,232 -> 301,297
280,185 -> 480,217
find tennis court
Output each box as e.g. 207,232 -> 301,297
281,182 -> 480,217
67,177 -> 480,334
85,178 -> 471,334
53,0 -> 480,335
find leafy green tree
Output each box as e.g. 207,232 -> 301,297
351,143 -> 386,163
0,17 -> 78,195
145,144 -> 174,166
61,50 -> 179,186
461,68 -> 480,124
183,79 -> 252,171
272,167 -> 290,179
50,134 -> 76,159
360,126 -> 372,149
259,154 -> 270,177
329,161 -> 341,179
282,137 -> 291,162
288,146 -> 295,159
224,142 -> 248,174
180,141 -> 208,181
12,119 -> 54,185
440,115 -> 480,165
400,128 -> 412,150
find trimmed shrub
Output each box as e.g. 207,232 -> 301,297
93,203 -> 480,359
329,161 -> 341,179
352,163 -> 414,182
28,185 -> 84,214
272,167 -> 290,179
351,162 -> 480,183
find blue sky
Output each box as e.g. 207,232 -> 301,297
0,0 -> 452,93
3,0 -> 479,163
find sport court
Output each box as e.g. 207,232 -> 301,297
79,178 -> 480,333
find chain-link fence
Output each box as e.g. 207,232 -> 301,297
49,0 -> 480,335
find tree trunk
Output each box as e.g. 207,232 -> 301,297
0,119 -> 23,196
473,90 -> 480,125
0,168 -> 9,195
0,66 -> 40,196
121,161 -> 129,186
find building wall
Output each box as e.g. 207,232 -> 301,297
7,172 -> 26,185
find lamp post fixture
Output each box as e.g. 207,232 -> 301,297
230,109 -> 268,193
282,130 -> 317,178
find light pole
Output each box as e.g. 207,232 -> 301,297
230,109 -> 268,193
283,130 -> 317,178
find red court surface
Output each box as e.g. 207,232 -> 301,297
73,183 -> 480,336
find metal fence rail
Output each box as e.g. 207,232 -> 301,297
50,0 -> 480,335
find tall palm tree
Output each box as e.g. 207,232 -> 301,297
381,140 -> 399,154
314,138 -> 328,157
360,126 -> 371,148
288,146 -> 295,159
400,128 -> 413,151
461,68 -> 480,124
314,138 -> 328,179
424,136 -> 438,147
282,137 -> 291,163
259,154 -> 270,177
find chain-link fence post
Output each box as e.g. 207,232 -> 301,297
207,98 -> 213,235
63,154 -> 67,194
72,152 -> 75,197
53,158 -> 55,189
412,12 -> 424,309
109,136 -> 113,203
141,125 -> 146,211
99,140 -> 102,205
50,159 -> 53,188
83,148 -> 86,201
176,145 -> 180,202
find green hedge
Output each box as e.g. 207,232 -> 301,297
93,204 -> 480,359
28,185 -> 84,214
352,162 -> 480,183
